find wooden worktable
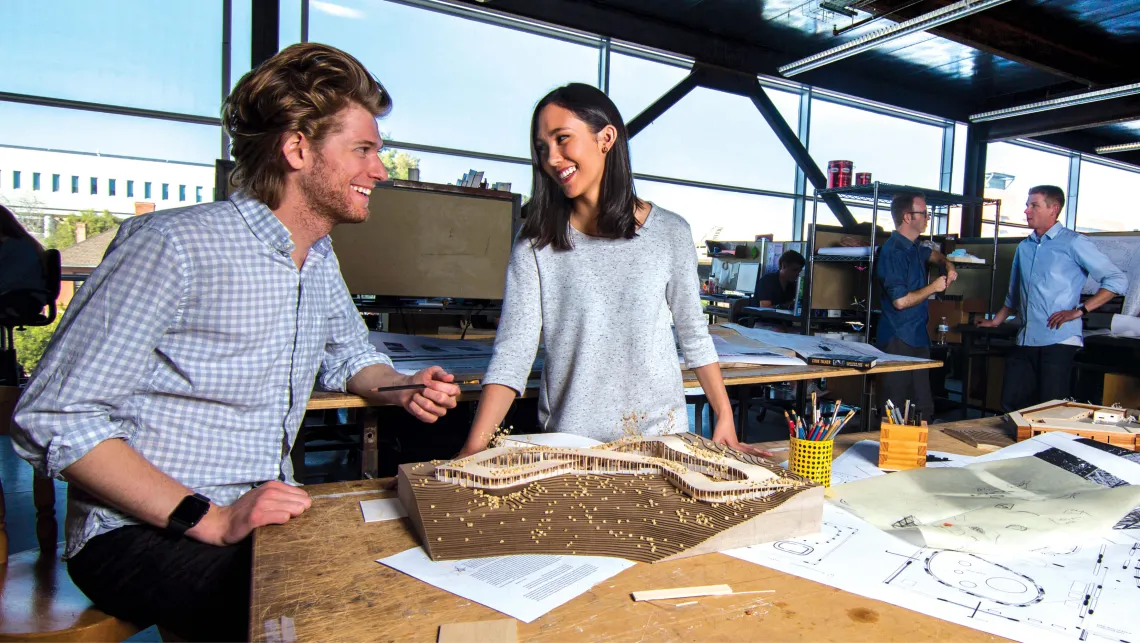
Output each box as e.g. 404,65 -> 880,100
251,418 -> 1011,642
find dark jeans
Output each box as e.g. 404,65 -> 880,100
877,337 -> 934,425
1000,343 -> 1081,413
68,524 -> 251,642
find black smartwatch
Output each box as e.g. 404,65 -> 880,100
168,493 -> 212,536
1077,304 -> 1089,316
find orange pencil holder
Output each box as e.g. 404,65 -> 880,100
789,437 -> 834,487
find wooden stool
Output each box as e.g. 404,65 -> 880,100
0,385 -> 140,642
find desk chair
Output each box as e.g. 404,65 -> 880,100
0,385 -> 140,642
0,249 -> 62,386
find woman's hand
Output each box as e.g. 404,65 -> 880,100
711,419 -> 774,458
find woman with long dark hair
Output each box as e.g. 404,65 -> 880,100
457,83 -> 769,456
0,204 -> 48,317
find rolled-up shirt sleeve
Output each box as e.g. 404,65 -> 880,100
1071,235 -> 1128,296
11,226 -> 188,479
316,252 -> 392,392
666,221 -> 717,369
483,238 -> 542,395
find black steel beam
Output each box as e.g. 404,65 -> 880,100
626,71 -> 700,138
1032,131 -> 1140,171
741,77 -> 855,229
982,95 -> 1140,141
961,123 -> 987,238
251,0 -> 279,69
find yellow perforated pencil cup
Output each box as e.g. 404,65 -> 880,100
789,437 -> 834,487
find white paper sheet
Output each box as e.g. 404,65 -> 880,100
1110,313 -> 1140,338
723,324 -> 930,362
706,334 -> 806,366
360,498 -> 408,522
725,503 -> 1140,643
828,439 -> 974,485
378,548 -> 635,623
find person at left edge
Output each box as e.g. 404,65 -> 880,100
11,43 -> 460,641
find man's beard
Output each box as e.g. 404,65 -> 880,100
298,151 -> 367,226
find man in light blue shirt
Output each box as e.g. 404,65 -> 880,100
977,185 -> 1126,412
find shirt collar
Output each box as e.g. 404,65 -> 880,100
230,191 -> 331,258
1029,221 -> 1064,242
889,230 -> 917,249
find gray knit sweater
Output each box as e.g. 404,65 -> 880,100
483,205 -> 718,442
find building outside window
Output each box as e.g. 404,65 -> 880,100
32,172 -> 41,190
52,174 -> 60,192
71,176 -> 79,193
195,186 -> 202,202
179,184 -> 186,201
145,182 -> 152,199
90,177 -> 98,194
162,183 -> 169,200
109,178 -> 117,196
12,171 -> 20,189
127,180 -> 134,198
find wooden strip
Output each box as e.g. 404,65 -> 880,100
631,585 -> 734,601
437,619 -> 518,643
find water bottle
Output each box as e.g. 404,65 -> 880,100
937,316 -> 949,345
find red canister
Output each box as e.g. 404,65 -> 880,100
827,160 -> 853,189
855,172 -> 872,185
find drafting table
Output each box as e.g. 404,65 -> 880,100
250,420 -> 997,643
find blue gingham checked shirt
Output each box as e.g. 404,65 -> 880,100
12,192 -> 392,557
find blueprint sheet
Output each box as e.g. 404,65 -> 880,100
725,433 -> 1140,643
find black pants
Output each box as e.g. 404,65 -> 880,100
68,525 -> 251,642
877,337 -> 934,425
1000,343 -> 1081,413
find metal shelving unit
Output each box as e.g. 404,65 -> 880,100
802,182 -> 1002,429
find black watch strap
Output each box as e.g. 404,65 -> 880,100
1078,304 -> 1089,316
167,493 -> 212,537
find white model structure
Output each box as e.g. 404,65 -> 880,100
1009,400 -> 1140,451
398,433 -> 823,563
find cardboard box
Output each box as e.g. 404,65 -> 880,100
926,298 -> 987,344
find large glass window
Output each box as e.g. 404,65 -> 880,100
630,86 -> 800,193
310,1 -> 599,157
984,142 -> 1070,230
809,99 -> 944,191
1077,160 -> 1140,232
635,179 -> 796,247
0,1 -> 223,117
607,49 -> 691,123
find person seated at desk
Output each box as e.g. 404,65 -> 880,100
976,185 -> 1125,412
0,204 -> 49,318
730,250 -> 805,323
10,44 -> 461,642
875,192 -> 957,424
456,84 -> 769,459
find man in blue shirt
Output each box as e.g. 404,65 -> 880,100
977,185 -> 1126,412
875,192 -> 958,424
12,44 -> 462,640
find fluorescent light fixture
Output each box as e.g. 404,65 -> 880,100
971,82 -> 1140,122
778,0 -> 1013,77
1095,141 -> 1140,155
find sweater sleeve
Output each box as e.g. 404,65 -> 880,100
665,218 -> 718,369
483,237 -> 542,395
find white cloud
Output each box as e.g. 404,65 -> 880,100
310,1 -> 365,19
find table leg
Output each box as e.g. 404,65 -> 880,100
360,408 -> 379,480
33,473 -> 56,553
736,385 -> 752,442
961,331 -> 973,420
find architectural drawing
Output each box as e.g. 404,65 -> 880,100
398,433 -> 823,563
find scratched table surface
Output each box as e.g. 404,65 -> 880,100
251,420 -> 1007,642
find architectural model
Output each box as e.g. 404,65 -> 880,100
397,433 -> 823,563
1010,400 -> 1140,451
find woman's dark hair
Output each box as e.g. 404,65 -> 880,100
520,83 -> 643,251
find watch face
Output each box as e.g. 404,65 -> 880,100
170,494 -> 211,531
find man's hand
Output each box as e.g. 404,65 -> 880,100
929,276 -> 948,293
402,366 -> 460,423
189,481 -> 312,546
1047,308 -> 1083,329
946,267 -> 958,284
711,420 -> 774,458
975,318 -> 1001,328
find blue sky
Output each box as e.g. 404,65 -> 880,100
1,0 -> 1134,235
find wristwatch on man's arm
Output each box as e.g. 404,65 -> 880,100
167,493 -> 212,537
1077,304 -> 1089,316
